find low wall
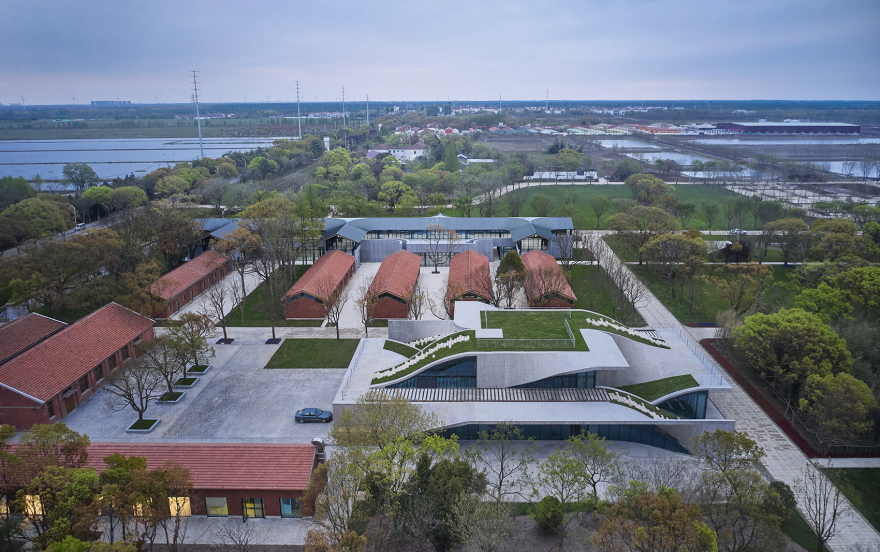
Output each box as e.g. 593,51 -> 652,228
388,319 -> 460,343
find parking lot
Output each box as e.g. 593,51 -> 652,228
62,330 -> 346,444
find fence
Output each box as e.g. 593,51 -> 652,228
476,315 -> 576,350
663,326 -> 726,387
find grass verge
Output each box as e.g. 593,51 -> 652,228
383,340 -> 419,358
266,338 -> 360,369
224,266 -> 319,327
780,510 -> 819,552
570,264 -> 646,326
619,375 -> 700,401
820,468 -> 880,534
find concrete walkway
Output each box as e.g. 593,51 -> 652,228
588,231 -> 880,550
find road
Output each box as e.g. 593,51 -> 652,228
1,216 -> 114,260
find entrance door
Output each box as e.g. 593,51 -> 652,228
64,394 -> 77,414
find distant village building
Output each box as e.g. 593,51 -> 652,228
715,121 -> 860,135
366,142 -> 427,163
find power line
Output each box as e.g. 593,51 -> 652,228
295,80 -> 302,140
190,71 -> 204,159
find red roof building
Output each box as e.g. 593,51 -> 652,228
368,250 -> 422,319
0,303 -> 155,429
446,250 -> 492,316
85,442 -> 317,518
0,313 -> 66,366
283,251 -> 356,319
150,251 -> 231,318
521,250 -> 576,308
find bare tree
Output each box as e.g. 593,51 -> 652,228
796,462 -> 850,552
213,520 -> 262,552
523,264 -> 570,307
424,224 -> 462,273
355,280 -> 379,337
313,449 -> 367,546
200,277 -> 233,343
314,274 -> 351,339
138,335 -> 187,396
449,496 -> 515,552
103,356 -> 165,423
403,275 -> 433,320
467,423 -> 538,503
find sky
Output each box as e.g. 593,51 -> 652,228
1,0 -> 879,105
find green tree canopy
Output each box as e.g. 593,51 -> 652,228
1,197 -> 71,237
624,173 -> 672,205
62,163 -> 99,195
799,372 -> 876,443
0,176 -> 35,211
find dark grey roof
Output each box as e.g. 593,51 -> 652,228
197,219 -> 242,240
323,216 -> 573,243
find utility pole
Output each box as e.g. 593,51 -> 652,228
295,80 -> 302,140
190,71 -> 204,159
341,86 -> 346,128
366,94 -> 370,127
546,89 -> 548,111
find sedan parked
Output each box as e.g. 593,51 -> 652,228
295,408 -> 333,423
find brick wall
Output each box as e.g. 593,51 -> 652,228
371,295 -> 408,319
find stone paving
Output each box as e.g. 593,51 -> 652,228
589,232 -> 880,550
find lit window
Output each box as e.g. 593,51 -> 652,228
25,495 -> 43,517
280,498 -> 302,518
206,497 -> 228,517
0,495 -> 7,517
242,498 -> 265,518
169,497 -> 191,517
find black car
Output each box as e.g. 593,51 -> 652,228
295,408 -> 333,423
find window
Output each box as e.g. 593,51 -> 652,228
242,498 -> 265,518
25,495 -> 43,517
205,497 -> 228,517
92,364 -> 104,383
388,357 -> 477,389
46,400 -> 55,419
78,375 -> 90,394
0,495 -> 7,517
108,354 -> 118,370
120,346 -> 131,361
280,498 -> 302,518
169,497 -> 191,517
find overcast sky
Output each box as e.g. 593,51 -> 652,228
2,0 -> 878,105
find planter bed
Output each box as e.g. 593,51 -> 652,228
126,419 -> 160,433
157,391 -> 186,404
216,338 -> 235,344
188,364 -> 212,374
174,377 -> 200,388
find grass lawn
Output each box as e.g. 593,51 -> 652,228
482,310 -> 572,339
821,468 -> 880,534
619,375 -> 699,401
780,510 -> 820,552
383,340 -> 419,358
266,338 -> 361,369
158,391 -> 183,402
175,377 -> 198,386
570,264 -> 646,326
464,184 -> 741,230
225,266 -> 323,327
129,419 -> 158,430
188,364 -> 210,373
630,264 -> 798,325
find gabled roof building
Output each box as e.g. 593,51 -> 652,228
521,250 -> 576,308
446,250 -> 492,316
368,250 -> 422,319
283,250 -> 356,319
150,250 -> 231,318
0,313 -> 66,366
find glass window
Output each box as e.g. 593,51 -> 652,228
0,495 -> 7,517
280,498 -> 302,518
25,495 -> 43,517
242,498 -> 265,518
92,365 -> 104,383
120,346 -> 131,361
108,354 -> 118,370
46,400 -> 55,418
169,497 -> 191,517
388,357 -> 477,389
206,497 -> 228,517
78,375 -> 90,394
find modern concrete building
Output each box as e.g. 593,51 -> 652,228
0,303 -> 155,429
521,250 -> 576,308
85,442 -> 318,518
368,250 -> 422,319
150,250 -> 231,318
283,250 -> 356,319
334,302 -> 733,454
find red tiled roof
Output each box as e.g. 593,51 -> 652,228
284,251 -> 355,300
0,303 -> 154,403
446,250 -> 492,301
85,443 -> 315,491
150,251 -> 228,301
369,250 -> 421,300
521,250 -> 576,302
0,313 -> 66,365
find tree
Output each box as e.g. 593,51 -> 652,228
378,181 -> 416,210
83,186 -> 113,216
313,274 -> 350,339
534,443 -> 590,546
530,193 -> 553,217
641,233 -> 707,303
0,175 -> 35,211
504,192 -> 526,217
247,156 -> 279,179
594,483 -> 713,552
701,202 -> 720,230
567,432 -> 621,515
796,462 -> 850,552
403,276 -> 432,320
200,178 -> 230,215
671,201 -> 697,229
469,423 -> 537,503
424,224 -> 462,273
200,277 -> 233,343
154,175 -> 188,198
103,356 -> 165,423
607,205 -> 678,265
354,280 -> 379,337
1,197 -> 71,238
793,282 -> 854,324
310,449 -> 368,549
710,263 -> 772,315
449,496 -> 514,552
764,218 -> 808,266
587,195 -> 611,229
62,163 -> 99,195
625,173 -> 672,205
733,308 -> 854,404
443,142 -> 459,172
166,313 -> 215,377
214,227 -> 261,326
138,335 -> 187,396
799,372 -> 876,444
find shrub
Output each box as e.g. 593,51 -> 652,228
533,495 -> 563,533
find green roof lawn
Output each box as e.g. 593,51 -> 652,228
266,338 -> 360,369
618,375 -> 700,401
383,340 -> 419,358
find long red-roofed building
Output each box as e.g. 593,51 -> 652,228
521,250 -> 576,308
368,250 -> 422,319
446,250 -> 492,316
85,442 -> 317,518
0,302 -> 155,429
0,313 -> 67,366
150,250 -> 231,318
283,250 -> 356,319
